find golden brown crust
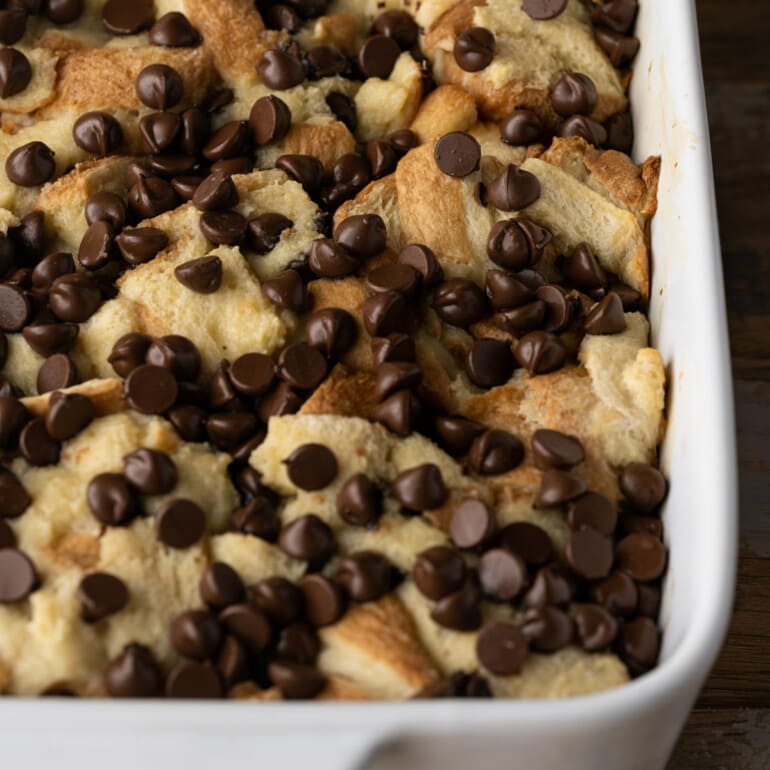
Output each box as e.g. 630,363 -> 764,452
409,83 -> 479,143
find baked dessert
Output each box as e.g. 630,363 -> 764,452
0,0 -> 667,701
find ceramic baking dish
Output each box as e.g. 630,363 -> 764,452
0,1 -> 736,768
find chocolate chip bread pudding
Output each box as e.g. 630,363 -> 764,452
0,0 -> 667,701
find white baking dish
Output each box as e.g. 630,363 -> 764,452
0,1 -> 736,768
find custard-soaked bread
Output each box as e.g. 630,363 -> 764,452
423,0 -> 626,123
0,0 -> 664,702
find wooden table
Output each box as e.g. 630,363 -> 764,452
668,1 -> 770,766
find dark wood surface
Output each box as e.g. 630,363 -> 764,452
668,1 -> 770,766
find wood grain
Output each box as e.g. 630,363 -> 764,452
669,0 -> 770,765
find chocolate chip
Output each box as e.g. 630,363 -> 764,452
279,514 -> 335,568
551,72 -> 597,117
332,154 -> 370,194
620,463 -> 667,513
432,278 -> 488,327
268,661 -> 325,699
261,269 -> 306,312
595,28 -> 639,67
283,443 -> 337,491
476,622 -> 527,675
36,352 -> 78,393
591,570 -> 638,616
78,220 -> 117,271
398,243 -> 443,286
522,0 -> 568,21
300,574 -> 345,627
19,418 -> 60,466
123,448 -> 177,496
592,0 -> 638,33
275,622 -> 319,665
337,550 -> 393,602
0,47 -> 30,98
44,390 -> 94,440
391,463 -> 447,511
200,561 -> 244,609
277,342 -> 327,390
562,242 -> 607,291
166,661 -> 223,698
534,468 -> 587,508
619,616 -> 658,668
414,672 -> 491,699
558,115 -> 607,146
620,515 -> 663,539
106,333 -> 150,378
366,139 -> 397,177
531,428 -> 584,470
434,132 -> 481,177
0,548 -> 38,604
514,330 -> 566,374
486,164 -> 541,211
411,546 -> 465,601
135,63 -> 183,110
326,91 -> 356,132
387,128 -> 419,155
637,583 -> 661,619
358,34 -> 400,79
189,171 -> 236,213
124,364 -> 178,414
171,610 -> 221,660
262,2 -> 301,31
371,389 -> 418,436
102,0 -> 153,34
487,219 -> 550,270
172,254 -> 223,295
615,532 -> 666,581
567,492 -> 617,535
276,154 -> 324,195
375,361 -> 422,401
0,395 -> 28,449
146,335 -> 200,381
78,572 -> 129,622
104,644 -> 163,697
336,474 -> 382,527
199,210 -> 248,246
573,603 -> 618,651
499,525 -> 552,572
45,0 -> 83,25
0,469 -> 30,519
521,605 -> 572,651
501,109 -> 544,145
430,580 -> 482,631
257,49 -> 305,89
371,10 -> 418,49
149,11 -> 201,46
565,527 -> 614,580
453,23 -> 498,68
202,121 -> 251,162
156,498 -> 206,549
206,412 -> 259,451
306,308 -> 356,359
72,111 -> 123,156
0,8 -> 28,45
84,193 -> 125,233
115,227 -> 169,266
247,214 -> 292,255
605,111 -> 634,154
5,141 -> 55,187
128,176 -> 179,219
166,404 -> 205,442
433,416 -> 484,457
523,563 -> 572,608
246,99 -> 291,152
468,429 -> 524,475
0,520 -> 15,549
450,498 -> 496,549
371,333 -> 416,367
0,284 -> 30,331
584,292 -> 626,335
334,215 -> 386,260
224,353 -> 273,398
466,338 -> 514,388
251,576 -> 303,627
363,290 -> 410,336
87,473 -> 137,526
308,237 -> 359,278
257,381 -> 302,421
478,548 -> 526,601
